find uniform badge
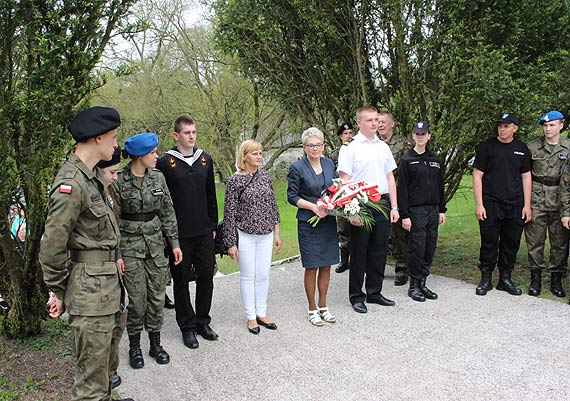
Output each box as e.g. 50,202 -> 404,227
429,161 -> 440,168
559,153 -> 568,160
201,156 -> 207,166
168,157 -> 176,168
59,184 -> 73,194
151,188 -> 165,196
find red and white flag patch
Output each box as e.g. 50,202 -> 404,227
59,184 -> 73,194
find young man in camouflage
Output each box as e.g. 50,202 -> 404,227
526,110 -> 569,297
378,111 -> 412,286
330,122 -> 354,273
40,107 -> 133,401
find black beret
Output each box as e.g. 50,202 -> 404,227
69,106 -> 121,142
336,122 -> 353,136
97,146 -> 122,169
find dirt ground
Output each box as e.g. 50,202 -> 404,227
0,319 -> 74,401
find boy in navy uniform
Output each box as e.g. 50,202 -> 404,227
472,113 -> 532,296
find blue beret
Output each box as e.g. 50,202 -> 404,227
539,110 -> 564,125
124,133 -> 158,157
69,106 -> 121,142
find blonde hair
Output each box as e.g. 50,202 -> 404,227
301,127 -> 324,145
356,105 -> 378,120
236,139 -> 263,171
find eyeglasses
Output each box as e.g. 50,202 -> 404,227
304,143 -> 324,149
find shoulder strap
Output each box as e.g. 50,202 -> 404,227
238,170 -> 258,201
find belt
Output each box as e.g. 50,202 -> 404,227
70,249 -> 118,263
532,175 -> 560,186
121,212 -> 157,222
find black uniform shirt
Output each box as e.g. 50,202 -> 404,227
473,138 -> 531,206
397,149 -> 446,219
157,147 -> 218,238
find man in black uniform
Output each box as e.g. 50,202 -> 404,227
156,116 -> 219,348
472,113 -> 532,296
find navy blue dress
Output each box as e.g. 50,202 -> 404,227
287,157 -> 339,268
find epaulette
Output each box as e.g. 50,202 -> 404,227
342,138 -> 354,146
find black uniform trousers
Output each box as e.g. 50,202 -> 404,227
478,200 -> 524,274
407,205 -> 439,279
169,235 -> 215,333
349,205 -> 389,304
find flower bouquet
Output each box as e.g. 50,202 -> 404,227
307,178 -> 387,231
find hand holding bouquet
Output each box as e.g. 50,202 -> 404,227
307,178 -> 387,231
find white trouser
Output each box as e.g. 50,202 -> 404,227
237,229 -> 274,320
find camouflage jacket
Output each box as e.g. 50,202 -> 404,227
113,165 -> 180,259
40,153 -> 121,316
382,134 -> 412,176
528,136 -> 570,211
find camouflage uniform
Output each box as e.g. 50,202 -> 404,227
383,134 -> 412,277
113,165 -> 180,335
40,154 -> 122,401
330,145 -> 351,252
525,137 -> 570,275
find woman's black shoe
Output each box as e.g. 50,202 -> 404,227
256,317 -> 277,330
248,325 -> 260,335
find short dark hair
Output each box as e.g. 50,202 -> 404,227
174,115 -> 195,133
378,111 -> 395,121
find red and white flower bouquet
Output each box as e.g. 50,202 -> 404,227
307,178 -> 387,231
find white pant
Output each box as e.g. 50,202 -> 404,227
237,229 -> 273,320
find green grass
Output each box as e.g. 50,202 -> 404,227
215,179 -> 299,274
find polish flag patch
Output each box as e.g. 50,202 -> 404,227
59,184 -> 73,194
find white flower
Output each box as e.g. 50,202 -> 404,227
344,199 -> 361,215
357,192 -> 369,204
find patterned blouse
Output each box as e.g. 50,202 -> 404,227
222,169 -> 280,248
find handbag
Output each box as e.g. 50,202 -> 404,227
215,171 -> 258,257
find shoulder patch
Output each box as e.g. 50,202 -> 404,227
59,184 -> 73,194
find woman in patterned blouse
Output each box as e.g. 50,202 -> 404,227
223,139 -> 282,334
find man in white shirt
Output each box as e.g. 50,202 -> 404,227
338,105 -> 400,313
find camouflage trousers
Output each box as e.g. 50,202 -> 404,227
69,313 -> 118,401
389,220 -> 408,276
109,311 -> 126,376
123,255 -> 168,335
524,208 -> 569,273
337,216 -> 351,250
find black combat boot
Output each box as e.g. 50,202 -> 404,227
475,271 -> 493,296
128,333 -> 144,369
496,270 -> 522,295
149,332 -> 170,364
419,277 -> 438,300
408,278 -> 426,302
528,269 -> 541,296
335,248 -> 350,273
394,268 -> 408,286
550,272 -> 566,298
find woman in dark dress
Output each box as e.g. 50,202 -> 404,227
287,127 -> 339,326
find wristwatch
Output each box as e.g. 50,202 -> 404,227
391,207 -> 399,211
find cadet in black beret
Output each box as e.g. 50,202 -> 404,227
69,106 -> 121,142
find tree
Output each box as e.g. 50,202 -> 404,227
0,0 -> 136,338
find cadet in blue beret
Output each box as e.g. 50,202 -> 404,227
526,110 -> 569,298
40,107 -> 135,401
114,133 -> 183,369
473,113 -> 532,296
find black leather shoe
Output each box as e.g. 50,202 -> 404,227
335,263 -> 349,273
248,325 -> 260,335
256,317 -> 277,330
164,294 -> 175,309
550,272 -> 566,297
475,271 -> 493,296
196,324 -> 219,340
407,278 -> 426,302
128,334 -> 144,369
148,332 -> 170,364
367,293 -> 396,306
182,330 -> 199,349
352,302 -> 368,313
528,269 -> 541,296
394,275 -> 408,286
111,374 -> 121,389
496,271 -> 522,295
419,277 -> 438,300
